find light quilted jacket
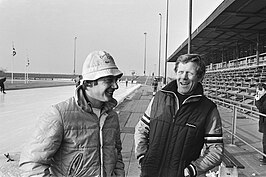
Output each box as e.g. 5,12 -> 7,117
19,86 -> 125,177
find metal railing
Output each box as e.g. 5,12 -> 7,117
210,98 -> 266,159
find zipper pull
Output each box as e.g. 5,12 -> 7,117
172,116 -> 175,123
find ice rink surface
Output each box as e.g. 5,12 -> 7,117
0,83 -> 140,154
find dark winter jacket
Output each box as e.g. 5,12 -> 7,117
135,80 -> 223,177
255,94 -> 266,133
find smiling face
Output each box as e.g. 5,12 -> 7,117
85,76 -> 119,103
175,62 -> 202,95
256,86 -> 266,97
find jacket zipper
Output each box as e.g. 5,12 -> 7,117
158,113 -> 176,176
99,112 -> 107,177
158,91 -> 202,176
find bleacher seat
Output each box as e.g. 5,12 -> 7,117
203,60 -> 266,118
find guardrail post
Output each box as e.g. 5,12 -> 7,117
231,105 -> 237,145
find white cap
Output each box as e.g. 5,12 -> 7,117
82,51 -> 123,80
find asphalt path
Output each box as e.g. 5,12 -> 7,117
0,83 -> 140,154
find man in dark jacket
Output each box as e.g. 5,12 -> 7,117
255,83 -> 266,165
0,77 -> 7,94
134,54 -> 224,177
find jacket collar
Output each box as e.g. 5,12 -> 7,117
259,93 -> 266,102
75,85 -> 117,113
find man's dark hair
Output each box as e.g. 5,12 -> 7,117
257,83 -> 266,90
82,80 -> 98,89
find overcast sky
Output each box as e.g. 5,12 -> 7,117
0,0 -> 223,77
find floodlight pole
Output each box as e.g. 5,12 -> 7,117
11,42 -> 15,84
73,37 -> 77,76
144,32 -> 147,76
158,13 -> 162,79
164,0 -> 169,84
188,0 -> 192,54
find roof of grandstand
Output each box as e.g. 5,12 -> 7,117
168,0 -> 266,65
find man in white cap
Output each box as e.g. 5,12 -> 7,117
19,51 -> 125,177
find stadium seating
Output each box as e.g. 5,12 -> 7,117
203,53 -> 266,115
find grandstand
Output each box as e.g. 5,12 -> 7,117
168,0 -> 266,115
204,53 -> 266,111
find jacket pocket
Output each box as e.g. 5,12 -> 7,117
68,153 -> 83,177
184,123 -> 198,146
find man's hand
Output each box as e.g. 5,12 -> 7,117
255,94 -> 261,101
184,168 -> 190,177
255,91 -> 265,100
256,88 -> 266,100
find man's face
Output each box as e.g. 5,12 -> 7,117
87,76 -> 119,102
175,62 -> 201,95
256,87 -> 266,97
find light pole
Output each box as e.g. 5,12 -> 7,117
188,0 -> 192,54
73,36 -> 77,76
164,0 -> 169,84
25,50 -> 30,84
11,41 -> 16,84
144,32 -> 147,76
158,13 -> 162,79
154,64 -> 157,76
